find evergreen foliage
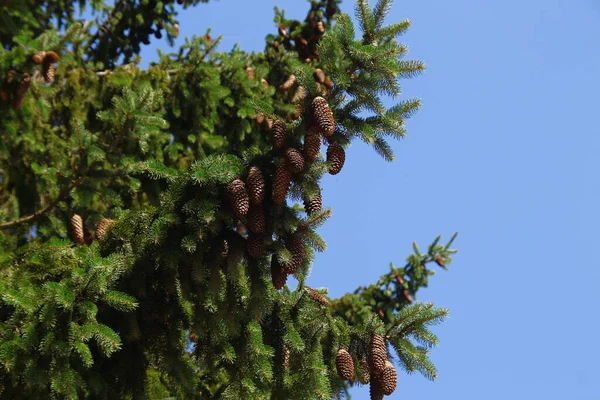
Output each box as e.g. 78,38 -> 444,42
0,0 -> 457,398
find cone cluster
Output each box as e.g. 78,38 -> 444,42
367,335 -> 398,399
335,349 -> 354,380
71,214 -> 85,245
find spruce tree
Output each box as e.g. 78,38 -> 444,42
0,0 -> 458,398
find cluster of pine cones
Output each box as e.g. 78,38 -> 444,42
0,50 -> 59,110
70,214 -> 115,245
335,335 -> 398,400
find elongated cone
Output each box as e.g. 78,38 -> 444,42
247,205 -> 265,234
247,233 -> 265,258
283,345 -> 290,369
313,68 -> 326,84
326,141 -> 345,175
303,187 -> 322,215
369,372 -> 384,400
403,289 -> 413,303
284,234 -> 305,273
32,51 -> 46,64
369,334 -> 387,375
285,148 -> 305,173
247,166 -> 265,205
335,349 -> 354,380
358,359 -> 371,384
95,218 -> 115,241
303,125 -> 322,162
311,96 -> 335,136
42,51 -> 59,84
279,74 -> 296,91
227,179 -> 250,219
305,286 -> 329,306
272,162 -> 292,205
291,86 -> 306,103
271,254 -> 288,290
71,214 -> 85,245
271,120 -> 287,150
381,360 -> 398,395
13,73 -> 31,110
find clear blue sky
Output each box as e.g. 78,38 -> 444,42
131,0 -> 600,398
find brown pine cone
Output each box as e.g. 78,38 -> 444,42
380,360 -> 398,395
358,359 -> 371,384
42,51 -> 60,84
247,205 -> 265,234
272,161 -> 292,205
261,78 -> 269,88
313,68 -> 326,84
256,112 -> 265,124
369,334 -> 387,375
13,73 -> 31,110
32,51 -> 46,64
303,187 -> 322,215
369,372 -> 384,400
71,214 -> 85,245
271,254 -> 288,290
0,70 -> 15,103
305,286 -> 329,307
283,345 -> 290,369
245,66 -> 256,79
271,120 -> 287,150
284,234 -> 305,273
227,179 -> 250,219
402,289 -> 413,303
247,166 -> 265,205
95,218 -> 115,241
316,21 -> 325,34
291,86 -> 306,103
173,23 -> 180,36
303,125 -> 322,162
435,254 -> 445,267
335,349 -> 354,380
279,74 -> 296,91
326,141 -> 345,175
285,148 -> 305,174
247,233 -> 265,258
311,96 -> 335,137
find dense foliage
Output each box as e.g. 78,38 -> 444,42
0,0 -> 457,398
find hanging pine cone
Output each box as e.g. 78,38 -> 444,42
279,74 -> 296,91
305,286 -> 330,306
42,51 -> 60,84
264,118 -> 273,130
369,334 -> 387,375
271,254 -> 288,290
434,254 -> 445,267
256,111 -> 265,124
303,187 -> 322,215
283,345 -> 290,369
271,120 -> 287,150
247,233 -> 265,258
313,68 -> 326,84
369,372 -> 384,400
245,66 -> 256,79
311,96 -> 335,137
284,234 -> 305,273
95,218 -> 115,241
272,161 -> 292,205
326,141 -> 345,175
247,166 -> 265,205
0,70 -> 15,103
335,349 -> 355,380
247,205 -> 265,234
13,73 -> 31,110
261,78 -> 269,88
227,179 -> 250,219
403,289 -> 413,303
303,125 -> 322,162
173,23 -> 180,36
358,359 -> 371,384
380,361 -> 398,395
71,214 -> 85,245
324,79 -> 334,90
316,21 -> 325,33
285,148 -> 305,173
32,51 -> 46,64
291,86 -> 306,103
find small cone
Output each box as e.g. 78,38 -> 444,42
303,125 -> 322,162
380,360 -> 398,395
272,161 -> 292,205
256,112 -> 265,124
303,188 -> 322,215
291,86 -> 306,103
42,51 -> 59,84
173,23 -> 179,36
285,148 -> 305,173
313,68 -> 326,84
434,254 -> 445,267
305,286 -> 330,307
271,120 -> 287,150
316,21 -> 325,33
271,254 -> 288,290
283,345 -> 290,369
247,166 -> 265,205
189,333 -> 198,342
311,96 -> 335,137
32,51 -> 46,64
95,218 -> 115,241
13,73 -> 31,110
278,25 -> 288,37
326,141 -> 345,175
227,179 -> 250,219
369,372 -> 384,400
247,233 -> 265,258
245,66 -> 256,79
358,360 -> 371,384
279,74 -> 296,91
369,334 -> 387,375
261,78 -> 269,88
247,205 -> 265,234
71,214 -> 85,245
335,349 -> 354,380
284,234 -> 305,273
403,289 -> 413,303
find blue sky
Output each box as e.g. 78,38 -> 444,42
130,0 -> 600,398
